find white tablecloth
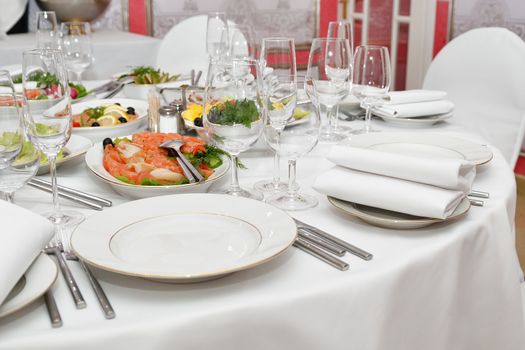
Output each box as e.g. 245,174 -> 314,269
0,31 -> 159,79
0,100 -> 524,349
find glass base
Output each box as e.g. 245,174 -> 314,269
350,127 -> 381,135
44,210 -> 85,227
253,179 -> 288,193
266,192 -> 318,211
218,186 -> 264,201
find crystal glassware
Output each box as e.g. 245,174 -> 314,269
352,45 -> 391,133
36,11 -> 60,50
22,49 -> 84,233
229,24 -> 255,60
305,38 -> 353,143
206,12 -> 229,63
254,37 -> 297,193
60,22 -> 93,83
203,59 -> 264,200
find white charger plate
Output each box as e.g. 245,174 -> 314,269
71,98 -> 148,142
0,254 -> 58,319
343,132 -> 493,165
328,196 -> 471,229
71,194 -> 297,283
85,141 -> 230,199
37,134 -> 93,175
373,111 -> 453,128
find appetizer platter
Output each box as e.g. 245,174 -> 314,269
120,66 -> 188,100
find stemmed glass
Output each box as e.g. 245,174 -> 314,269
229,24 -> 255,60
206,12 -> 229,63
60,22 -> 93,83
305,38 -> 352,143
35,11 -> 60,50
22,49 -> 84,232
0,70 -> 39,202
352,45 -> 391,133
203,59 -> 264,200
265,79 -> 321,211
254,37 -> 297,193
327,20 -> 354,134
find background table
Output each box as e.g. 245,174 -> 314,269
0,31 -> 160,79
0,101 -> 524,349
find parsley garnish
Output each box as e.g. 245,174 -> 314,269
208,99 -> 260,128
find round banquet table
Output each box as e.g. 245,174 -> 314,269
0,97 -> 524,350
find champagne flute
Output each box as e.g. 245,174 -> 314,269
305,38 -> 352,143
206,12 -> 229,63
327,20 -> 354,133
352,45 -> 391,133
35,11 -> 60,50
254,37 -> 297,193
22,49 -> 83,233
60,22 -> 93,83
203,59 -> 263,200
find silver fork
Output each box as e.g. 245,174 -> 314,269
159,139 -> 205,182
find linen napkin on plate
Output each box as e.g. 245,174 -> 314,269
373,89 -> 454,118
0,201 -> 54,305
313,145 -> 476,219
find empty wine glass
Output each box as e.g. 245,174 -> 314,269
35,11 -> 60,49
22,49 -> 84,232
306,38 -> 352,143
60,22 -> 93,83
254,37 -> 297,193
265,79 -> 321,211
327,20 -> 354,133
203,59 -> 264,200
229,24 -> 255,60
352,45 -> 391,133
206,12 -> 229,63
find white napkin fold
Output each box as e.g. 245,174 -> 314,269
384,89 -> 447,105
373,100 -> 454,118
313,145 -> 476,219
0,201 -> 54,305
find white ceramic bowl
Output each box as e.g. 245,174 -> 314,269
71,98 -> 148,142
123,80 -> 192,101
85,142 -> 230,199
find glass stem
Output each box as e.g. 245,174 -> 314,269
364,105 -> 372,133
332,104 -> 340,131
5,192 -> 14,203
272,131 -> 281,188
75,71 -> 82,83
230,154 -> 241,192
287,159 -> 298,198
48,154 -> 62,219
325,106 -> 333,134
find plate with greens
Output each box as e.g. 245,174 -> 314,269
85,132 -> 230,199
120,66 -> 188,100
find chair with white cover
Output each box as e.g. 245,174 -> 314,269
423,27 -> 525,167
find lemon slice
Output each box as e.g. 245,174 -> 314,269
97,114 -> 119,126
104,104 -> 127,113
106,109 -> 128,120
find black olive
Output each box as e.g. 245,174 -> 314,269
166,148 -> 176,157
92,122 -> 100,127
115,103 -> 121,106
102,138 -> 114,148
194,117 -> 203,127
127,107 -> 136,115
118,117 -> 127,123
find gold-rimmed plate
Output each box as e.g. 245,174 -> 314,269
71,194 -> 297,283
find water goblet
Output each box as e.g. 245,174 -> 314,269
60,22 -> 93,83
36,11 -> 60,50
206,12 -> 229,63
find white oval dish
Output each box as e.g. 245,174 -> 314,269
71,98 -> 148,142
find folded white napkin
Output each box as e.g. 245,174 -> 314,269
0,201 -> 54,305
313,145 -> 476,219
384,89 -> 447,105
373,100 -> 454,118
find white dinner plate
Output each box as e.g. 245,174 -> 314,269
328,196 -> 471,229
343,132 -> 493,165
71,98 -> 148,142
373,111 -> 453,128
0,254 -> 58,319
37,134 -> 93,175
71,194 -> 297,282
85,141 -> 230,199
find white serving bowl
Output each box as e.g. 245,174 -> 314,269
123,80 -> 192,101
85,142 -> 230,199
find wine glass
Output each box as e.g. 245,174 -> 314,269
229,24 -> 255,60
254,37 -> 297,193
60,22 -> 93,83
352,45 -> 391,133
305,38 -> 352,143
22,49 -> 84,234
265,79 -> 321,211
35,11 -> 60,50
206,12 -> 229,63
327,20 -> 354,134
203,59 -> 264,200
